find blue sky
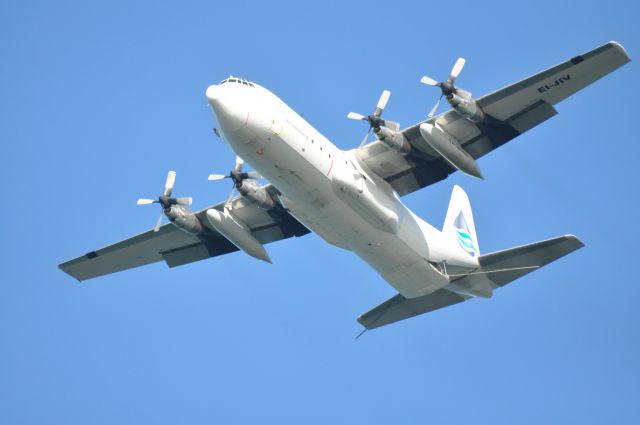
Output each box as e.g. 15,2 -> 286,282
1,0 -> 639,423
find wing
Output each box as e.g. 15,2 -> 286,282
59,185 -> 309,281
358,235 -> 583,330
358,41 -> 630,196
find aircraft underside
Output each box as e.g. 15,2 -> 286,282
58,42 -> 629,330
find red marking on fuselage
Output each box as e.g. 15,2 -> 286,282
326,149 -> 335,176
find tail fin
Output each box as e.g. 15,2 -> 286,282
443,185 -> 479,258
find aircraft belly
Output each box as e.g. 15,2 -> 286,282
348,226 -> 449,298
226,113 -> 449,299
283,195 -> 450,299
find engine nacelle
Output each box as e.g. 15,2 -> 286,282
166,204 -> 206,234
374,125 -> 412,155
447,94 -> 485,123
236,179 -> 277,210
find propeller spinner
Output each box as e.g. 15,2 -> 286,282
137,171 -> 192,232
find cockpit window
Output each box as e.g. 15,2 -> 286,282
219,77 -> 255,87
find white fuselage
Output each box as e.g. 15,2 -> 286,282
206,79 -> 476,298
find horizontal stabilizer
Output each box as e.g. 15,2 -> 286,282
357,289 -> 469,330
357,235 -> 584,330
474,234 -> 584,287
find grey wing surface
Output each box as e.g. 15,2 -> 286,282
358,41 -> 630,196
358,235 -> 584,330
358,289 -> 469,330
471,234 -> 584,288
59,186 -> 309,281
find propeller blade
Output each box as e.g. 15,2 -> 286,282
373,90 -> 391,117
347,112 -> 366,121
225,187 -> 236,209
153,211 -> 164,232
137,198 -> 156,205
358,127 -> 373,148
163,171 -> 176,197
455,87 -> 473,100
420,76 -> 439,86
428,95 -> 442,118
449,57 -> 466,82
376,90 -> 391,111
234,156 -> 244,174
208,174 -> 228,181
246,171 -> 262,180
174,197 -> 192,206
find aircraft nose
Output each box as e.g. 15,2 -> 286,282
206,84 -> 248,132
206,84 -> 221,105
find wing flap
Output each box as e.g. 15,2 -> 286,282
506,100 -> 558,134
161,238 -> 239,268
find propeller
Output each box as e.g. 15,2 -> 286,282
137,171 -> 193,232
208,156 -> 262,209
347,90 -> 396,147
421,57 -> 472,117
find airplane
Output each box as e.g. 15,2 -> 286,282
59,41 -> 630,331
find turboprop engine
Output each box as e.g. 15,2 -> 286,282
208,155 -> 277,210
421,57 -> 486,123
235,178 -> 277,210
373,124 -> 412,155
136,170 -> 207,234
347,90 -> 411,154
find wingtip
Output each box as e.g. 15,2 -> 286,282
564,234 -> 586,249
58,263 -> 85,283
608,41 -> 632,62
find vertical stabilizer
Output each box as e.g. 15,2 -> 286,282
443,185 -> 480,258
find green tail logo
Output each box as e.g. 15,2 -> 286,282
454,212 -> 477,257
